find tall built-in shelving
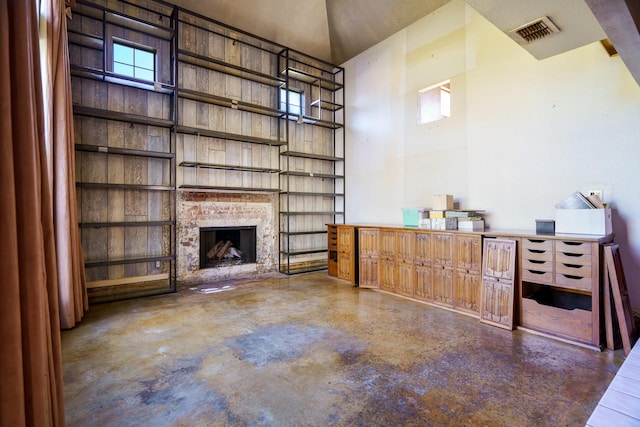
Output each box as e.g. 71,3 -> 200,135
68,0 -> 346,287
68,0 -> 177,302
279,50 -> 345,274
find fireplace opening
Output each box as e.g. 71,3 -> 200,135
200,226 -> 257,269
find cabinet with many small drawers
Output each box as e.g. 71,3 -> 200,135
520,237 -> 602,347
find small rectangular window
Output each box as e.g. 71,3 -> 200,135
280,87 -> 303,116
113,41 -> 155,82
418,80 -> 450,125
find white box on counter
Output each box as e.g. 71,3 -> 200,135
457,220 -> 484,231
555,208 -> 612,235
431,218 -> 457,230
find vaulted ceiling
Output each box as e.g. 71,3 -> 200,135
167,0 -> 640,85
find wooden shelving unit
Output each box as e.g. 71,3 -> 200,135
69,0 -> 346,287
68,0 -> 176,302
279,49 -> 345,274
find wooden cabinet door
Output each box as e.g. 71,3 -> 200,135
414,232 -> 431,265
432,232 -> 453,307
379,230 -> 395,292
454,234 -> 482,315
358,228 -> 380,289
481,239 -> 517,329
433,266 -> 453,306
337,226 -> 355,282
432,233 -> 453,268
414,263 -> 433,302
359,257 -> 379,289
413,232 -> 432,301
394,231 -> 414,296
455,271 -> 481,314
380,258 -> 395,292
455,235 -> 481,273
337,252 -> 353,282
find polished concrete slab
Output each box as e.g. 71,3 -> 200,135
62,272 -> 624,426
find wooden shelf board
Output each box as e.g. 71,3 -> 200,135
178,88 -> 283,117
176,125 -> 286,146
76,183 -> 175,191
179,161 -> 279,173
280,192 -> 343,197
85,255 -> 175,268
280,248 -> 328,256
179,50 -> 284,87
79,221 -> 175,228
179,184 -> 280,192
279,260 -> 328,275
280,171 -> 344,179
75,144 -> 174,159
280,211 -> 344,215
280,230 -> 328,236
310,99 -> 343,111
73,105 -> 174,128
281,67 -> 343,91
280,151 -> 342,161
87,273 -> 170,289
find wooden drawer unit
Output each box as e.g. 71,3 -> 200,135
555,240 -> 595,292
521,238 -> 554,284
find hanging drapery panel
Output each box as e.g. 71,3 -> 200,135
40,0 -> 88,329
0,0 -> 65,425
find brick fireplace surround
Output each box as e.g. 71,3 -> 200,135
177,191 -> 277,284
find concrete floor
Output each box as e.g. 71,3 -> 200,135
62,272 -> 624,426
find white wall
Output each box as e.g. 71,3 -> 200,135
343,0 -> 640,306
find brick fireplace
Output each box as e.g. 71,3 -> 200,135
177,191 -> 277,284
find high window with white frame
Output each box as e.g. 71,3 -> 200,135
280,87 -> 304,116
113,41 -> 156,82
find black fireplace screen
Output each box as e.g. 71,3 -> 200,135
199,226 -> 257,269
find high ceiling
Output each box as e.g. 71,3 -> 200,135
167,0 -> 640,84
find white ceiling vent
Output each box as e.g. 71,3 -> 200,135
508,16 -> 560,44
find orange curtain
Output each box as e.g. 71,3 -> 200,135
40,0 -> 87,329
0,0 -> 65,425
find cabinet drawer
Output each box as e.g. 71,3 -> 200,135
522,258 -> 553,273
555,260 -> 591,278
555,274 -> 593,292
522,248 -> 553,262
522,238 -> 553,251
556,240 -> 592,255
555,251 -> 592,267
521,297 -> 592,343
522,269 -> 553,284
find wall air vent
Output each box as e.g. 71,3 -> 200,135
508,16 -> 560,44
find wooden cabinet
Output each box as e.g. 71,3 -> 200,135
344,224 -> 610,348
358,228 -> 380,289
454,234 -> 482,315
520,237 -> 602,347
